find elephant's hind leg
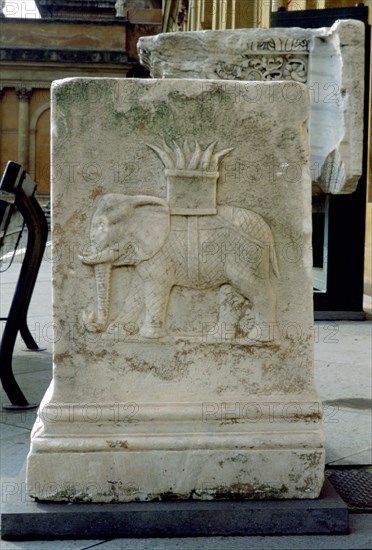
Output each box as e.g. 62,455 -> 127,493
219,285 -> 246,340
227,264 -> 278,343
246,279 -> 277,342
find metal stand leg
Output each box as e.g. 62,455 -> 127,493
20,321 -> 45,351
0,188 -> 48,410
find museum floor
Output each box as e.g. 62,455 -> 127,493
1,253 -> 371,549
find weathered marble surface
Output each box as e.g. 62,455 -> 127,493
27,78 -> 324,502
138,20 -> 365,195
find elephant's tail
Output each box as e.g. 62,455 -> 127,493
271,246 -> 280,280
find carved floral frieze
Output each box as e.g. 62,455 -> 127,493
215,55 -> 308,83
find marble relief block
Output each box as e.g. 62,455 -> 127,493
26,78 -> 324,502
138,20 -> 365,195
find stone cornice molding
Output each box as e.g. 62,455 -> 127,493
2,81 -> 49,88
0,16 -> 127,25
1,48 -> 129,64
36,0 -> 116,18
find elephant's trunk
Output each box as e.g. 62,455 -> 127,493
94,262 -> 112,330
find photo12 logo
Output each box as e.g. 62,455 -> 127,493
3,1 -> 41,18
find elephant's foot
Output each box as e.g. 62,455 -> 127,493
247,329 -> 270,343
108,318 -> 140,335
82,309 -> 107,333
85,321 -> 107,333
139,324 -> 165,339
247,319 -> 278,343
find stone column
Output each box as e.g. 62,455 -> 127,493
15,87 -> 33,171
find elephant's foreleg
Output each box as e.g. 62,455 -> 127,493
109,272 -> 144,336
140,279 -> 172,339
83,262 -> 112,332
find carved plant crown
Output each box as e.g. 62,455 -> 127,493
147,140 -> 234,172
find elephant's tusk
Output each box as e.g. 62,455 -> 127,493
79,249 -> 116,265
79,255 -> 98,265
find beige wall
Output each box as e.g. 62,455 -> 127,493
0,17 -> 128,195
31,90 -> 51,194
0,15 -> 161,195
0,89 -> 18,177
0,87 -> 51,194
0,20 -> 127,50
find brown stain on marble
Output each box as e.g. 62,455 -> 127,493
89,187 -> 105,201
106,440 -> 129,449
65,210 -> 87,228
54,352 -> 72,365
123,350 -> 190,381
220,417 -> 240,425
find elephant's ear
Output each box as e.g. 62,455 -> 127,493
128,196 -> 170,262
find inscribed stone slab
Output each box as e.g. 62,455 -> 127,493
138,20 -> 365,195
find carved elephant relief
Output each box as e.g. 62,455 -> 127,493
80,193 -> 280,340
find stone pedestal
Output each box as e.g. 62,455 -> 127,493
26,78 -> 324,502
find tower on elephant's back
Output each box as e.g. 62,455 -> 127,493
147,141 -> 233,215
